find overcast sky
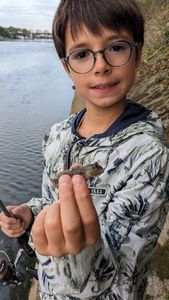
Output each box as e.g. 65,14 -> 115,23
0,0 -> 60,31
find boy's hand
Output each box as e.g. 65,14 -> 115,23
32,175 -> 100,257
0,204 -> 33,238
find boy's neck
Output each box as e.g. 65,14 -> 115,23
77,101 -> 126,138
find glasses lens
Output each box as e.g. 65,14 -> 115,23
105,41 -> 131,67
69,49 -> 94,73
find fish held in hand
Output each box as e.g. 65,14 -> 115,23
50,163 -> 104,187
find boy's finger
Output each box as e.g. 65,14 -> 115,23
72,175 -> 100,246
0,206 -> 16,218
59,175 -> 85,252
0,218 -> 23,230
4,228 -> 26,238
32,209 -> 48,254
11,206 -> 23,215
0,214 -> 17,225
44,202 -> 66,257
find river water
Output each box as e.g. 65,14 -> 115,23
0,40 -> 74,299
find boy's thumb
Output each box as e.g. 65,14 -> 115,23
11,206 -> 24,218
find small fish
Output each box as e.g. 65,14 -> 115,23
50,162 -> 104,187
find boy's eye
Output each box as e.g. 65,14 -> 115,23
70,50 -> 90,60
107,42 -> 128,52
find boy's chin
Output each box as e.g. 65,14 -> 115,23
86,97 -> 126,109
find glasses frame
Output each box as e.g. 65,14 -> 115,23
63,40 -> 139,74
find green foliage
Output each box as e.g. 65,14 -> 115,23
0,26 -> 11,38
164,30 -> 169,43
0,26 -> 29,39
165,291 -> 169,300
130,0 -> 169,146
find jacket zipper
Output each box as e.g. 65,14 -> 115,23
64,138 -> 82,169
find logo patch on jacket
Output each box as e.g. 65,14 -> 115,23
89,187 -> 107,196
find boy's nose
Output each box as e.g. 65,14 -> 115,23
93,53 -> 111,74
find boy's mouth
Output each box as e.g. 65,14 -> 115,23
91,82 -> 119,93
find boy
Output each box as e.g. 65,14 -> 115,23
0,0 -> 169,299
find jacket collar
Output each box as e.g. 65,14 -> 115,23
72,99 -> 150,139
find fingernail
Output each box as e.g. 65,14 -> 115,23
59,175 -> 71,186
11,218 -> 16,223
72,175 -> 83,185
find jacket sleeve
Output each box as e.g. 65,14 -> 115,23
26,129 -> 57,217
26,165 -> 55,216
36,144 -> 169,298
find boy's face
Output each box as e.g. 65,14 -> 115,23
63,24 -> 142,111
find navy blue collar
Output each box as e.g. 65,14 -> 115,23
72,99 -> 150,139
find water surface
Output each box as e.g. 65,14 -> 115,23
0,40 -> 74,299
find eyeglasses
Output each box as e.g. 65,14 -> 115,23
63,40 -> 138,74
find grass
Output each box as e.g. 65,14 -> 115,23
149,241 -> 169,281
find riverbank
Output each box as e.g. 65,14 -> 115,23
0,26 -> 52,40
0,37 -> 53,42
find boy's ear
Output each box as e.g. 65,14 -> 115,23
135,43 -> 143,68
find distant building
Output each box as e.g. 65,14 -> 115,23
35,30 -> 42,34
33,30 -> 52,40
29,30 -> 34,40
16,30 -> 26,39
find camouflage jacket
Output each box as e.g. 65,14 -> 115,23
27,100 -> 169,300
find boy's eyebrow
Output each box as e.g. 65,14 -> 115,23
68,43 -> 90,53
68,34 -> 133,54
